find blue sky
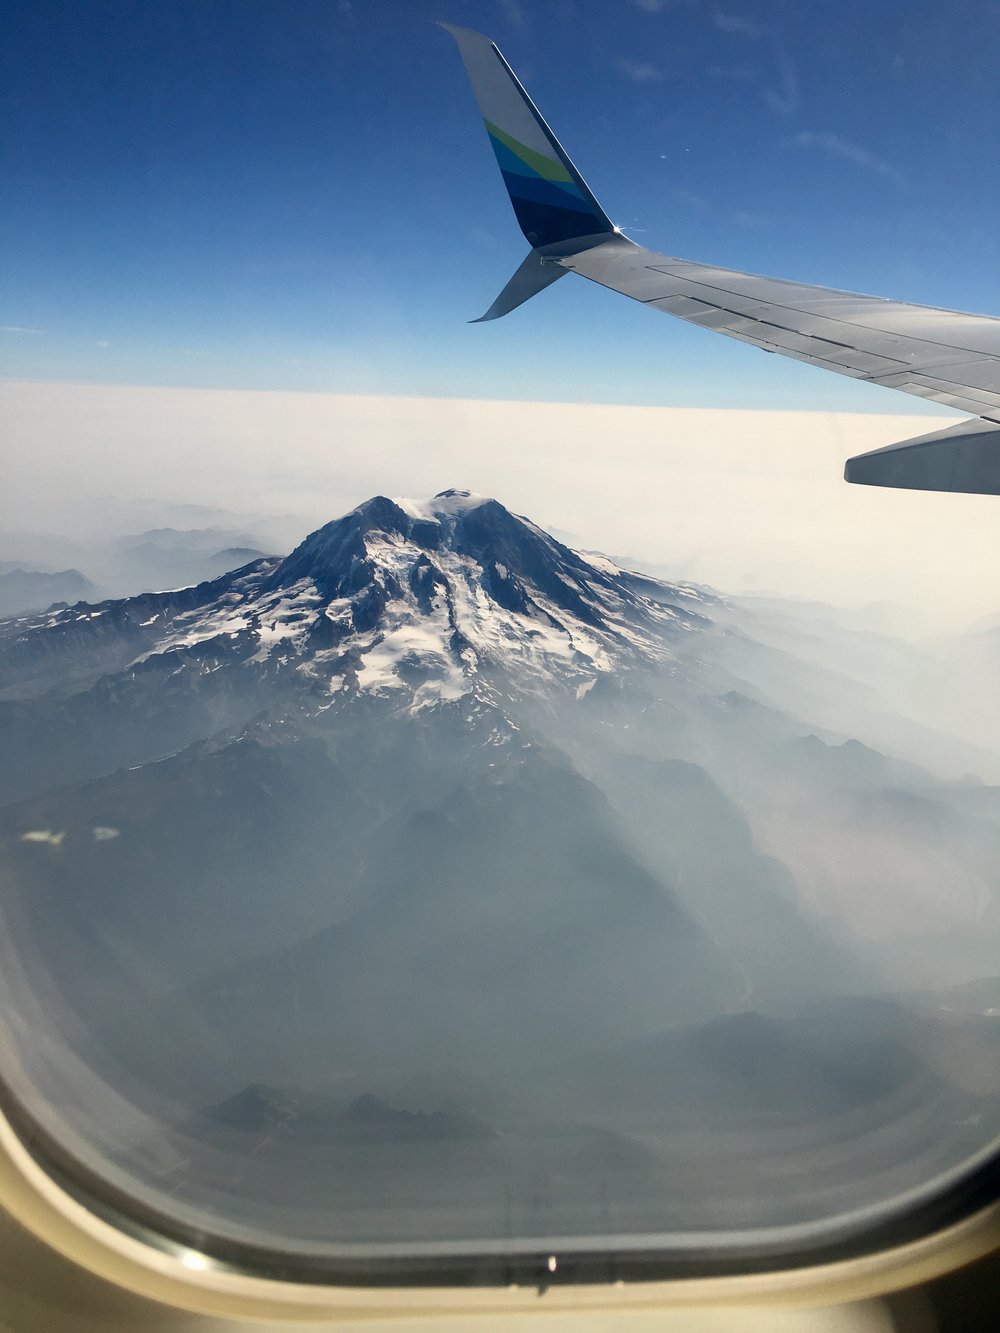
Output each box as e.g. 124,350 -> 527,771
3,0 -> 1000,411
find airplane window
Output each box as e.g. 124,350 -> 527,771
1,0 -> 998,1288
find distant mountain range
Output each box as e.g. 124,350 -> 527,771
0,565 -> 95,618
0,523 -> 276,615
0,489 -> 997,1250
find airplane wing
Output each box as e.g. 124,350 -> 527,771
441,23 -> 1000,496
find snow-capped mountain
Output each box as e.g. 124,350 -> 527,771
1,489 -> 708,711
268,487 -> 695,701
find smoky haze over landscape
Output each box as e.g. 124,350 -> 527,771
0,474 -> 998,1256
5,0 -> 1000,1275
5,380 -> 1000,630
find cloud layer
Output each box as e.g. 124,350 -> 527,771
2,380 -> 996,630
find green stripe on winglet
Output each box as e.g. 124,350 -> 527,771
483,119 -> 574,183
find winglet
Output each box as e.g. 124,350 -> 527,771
470,246 -> 568,322
440,23 -> 616,250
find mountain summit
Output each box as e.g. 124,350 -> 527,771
261,488 -> 692,702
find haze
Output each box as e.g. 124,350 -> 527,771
3,379 -> 997,632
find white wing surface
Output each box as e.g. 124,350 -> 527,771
442,25 -> 1000,495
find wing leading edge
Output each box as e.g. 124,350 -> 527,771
442,24 -> 1000,495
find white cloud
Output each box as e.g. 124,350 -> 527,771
673,185 -> 710,212
712,10 -> 764,38
615,56 -> 663,83
709,54 -> 798,115
631,0 -> 703,11
1,325 -> 45,335
2,380 -> 995,630
761,53 -> 799,115
791,130 -> 903,184
498,0 -> 526,27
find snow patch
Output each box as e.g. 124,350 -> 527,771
395,489 -> 489,523
576,550 -> 623,576
19,829 -> 65,847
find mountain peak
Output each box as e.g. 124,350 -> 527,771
274,491 -> 542,589
8,493 -> 692,713
257,492 -> 684,704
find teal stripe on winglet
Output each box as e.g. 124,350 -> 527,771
489,134 -> 586,199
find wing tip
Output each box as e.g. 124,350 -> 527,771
435,21 -> 494,46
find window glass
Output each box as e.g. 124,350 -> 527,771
1,0 -> 998,1276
